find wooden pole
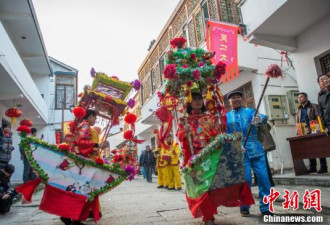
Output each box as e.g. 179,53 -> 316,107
243,76 -> 270,148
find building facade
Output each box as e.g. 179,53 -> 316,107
239,0 -> 330,169
0,0 -> 78,182
137,0 -> 301,173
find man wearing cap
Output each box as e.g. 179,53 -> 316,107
226,91 -> 272,217
0,164 -> 16,214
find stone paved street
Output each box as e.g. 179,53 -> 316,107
1,175 -> 327,225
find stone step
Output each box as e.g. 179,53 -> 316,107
272,173 -> 330,187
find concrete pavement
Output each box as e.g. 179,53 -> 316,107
0,175 -> 327,225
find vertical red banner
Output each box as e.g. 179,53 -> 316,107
206,21 -> 239,83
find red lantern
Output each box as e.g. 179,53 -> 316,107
20,118 -> 33,127
5,107 -> 22,125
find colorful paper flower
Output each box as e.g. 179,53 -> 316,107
164,64 -> 177,79
190,53 -> 196,60
265,64 -> 283,78
127,98 -> 136,108
90,68 -> 96,77
214,61 -> 226,81
132,79 -> 141,91
170,37 -> 187,48
182,64 -> 188,69
73,107 -> 86,119
123,130 -> 134,140
17,125 -> 31,134
193,70 -> 200,80
199,62 -> 205,67
124,113 -> 137,125
185,80 -> 194,87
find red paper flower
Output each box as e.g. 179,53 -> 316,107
17,125 -> 31,134
164,64 -> 177,79
170,37 -> 187,48
123,130 -> 134,140
95,157 -> 104,165
199,62 -> 205,67
265,64 -> 283,78
113,154 -> 124,163
124,113 -> 137,125
157,91 -> 163,98
69,121 -> 75,133
111,149 -> 118,155
185,81 -> 194,87
73,107 -> 86,119
190,53 -> 196,60
105,96 -> 113,101
58,143 -> 70,151
182,64 -> 188,69
106,175 -> 115,184
20,119 -> 33,127
193,70 -> 200,80
214,61 -> 227,81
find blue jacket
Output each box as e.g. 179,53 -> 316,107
226,107 -> 266,159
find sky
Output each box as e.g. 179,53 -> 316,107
33,0 -> 179,91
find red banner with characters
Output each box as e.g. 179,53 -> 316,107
206,21 -> 239,83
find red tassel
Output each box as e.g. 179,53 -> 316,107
15,178 -> 42,202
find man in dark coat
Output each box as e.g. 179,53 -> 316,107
0,124 -> 14,169
296,92 -> 324,173
0,164 -> 16,214
139,145 -> 156,183
317,74 -> 330,173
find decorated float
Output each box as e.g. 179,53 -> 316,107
155,36 -> 254,219
16,71 -> 141,222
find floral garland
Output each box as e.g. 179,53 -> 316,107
181,132 -> 242,173
19,137 -> 49,183
20,135 -> 130,201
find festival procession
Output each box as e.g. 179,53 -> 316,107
0,0 -> 329,225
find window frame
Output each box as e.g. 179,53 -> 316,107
55,76 -> 77,110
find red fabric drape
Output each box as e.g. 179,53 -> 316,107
186,182 -> 254,219
15,178 -> 42,202
39,184 -> 88,220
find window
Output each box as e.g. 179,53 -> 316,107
159,55 -> 166,84
220,0 -> 234,23
55,76 -> 76,109
202,1 -> 209,24
320,53 -> 330,75
183,24 -> 190,47
150,69 -> 156,94
224,82 -> 255,111
194,10 -> 205,44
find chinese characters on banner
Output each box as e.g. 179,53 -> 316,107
263,188 -> 322,213
206,21 -> 239,83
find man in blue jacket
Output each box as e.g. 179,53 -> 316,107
226,91 -> 272,216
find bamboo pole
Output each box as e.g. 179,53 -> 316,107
243,76 -> 270,148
